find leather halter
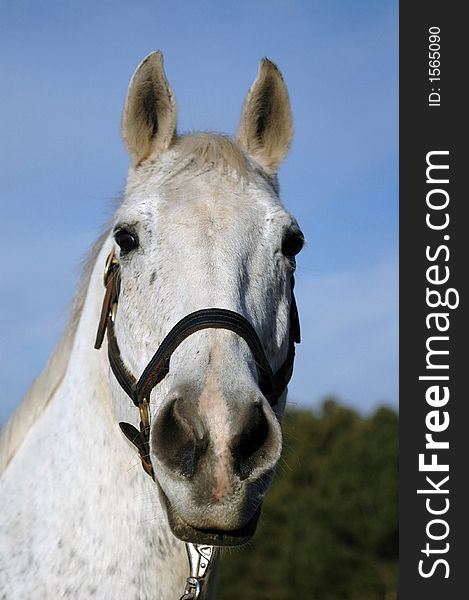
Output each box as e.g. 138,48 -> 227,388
94,248 -> 300,479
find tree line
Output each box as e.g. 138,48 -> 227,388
218,400 -> 398,599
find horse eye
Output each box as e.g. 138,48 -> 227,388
282,230 -> 304,258
114,229 -> 138,254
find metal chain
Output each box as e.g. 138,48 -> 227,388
180,576 -> 201,599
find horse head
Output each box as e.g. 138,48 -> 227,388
101,52 -> 303,547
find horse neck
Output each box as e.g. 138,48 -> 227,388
2,244 -> 189,597
52,242 -> 183,539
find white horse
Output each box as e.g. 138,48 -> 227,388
0,52 -> 303,599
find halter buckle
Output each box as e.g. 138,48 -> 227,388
103,248 -> 119,287
185,543 -> 214,579
110,301 -> 117,322
139,398 -> 151,430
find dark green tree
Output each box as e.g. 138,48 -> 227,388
217,400 -> 398,600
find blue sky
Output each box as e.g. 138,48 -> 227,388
0,1 -> 397,423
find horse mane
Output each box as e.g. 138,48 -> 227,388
0,229 -> 109,475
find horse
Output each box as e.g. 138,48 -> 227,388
0,51 -> 303,599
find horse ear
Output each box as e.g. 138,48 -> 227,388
236,59 -> 292,173
122,51 -> 177,165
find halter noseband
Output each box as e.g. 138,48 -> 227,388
94,247 -> 300,598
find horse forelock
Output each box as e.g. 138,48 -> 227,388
126,132 -> 278,195
176,133 -> 251,176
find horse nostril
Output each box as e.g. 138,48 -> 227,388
152,397 -> 208,478
231,403 -> 272,481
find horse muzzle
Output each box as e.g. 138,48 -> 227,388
151,388 -> 280,546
